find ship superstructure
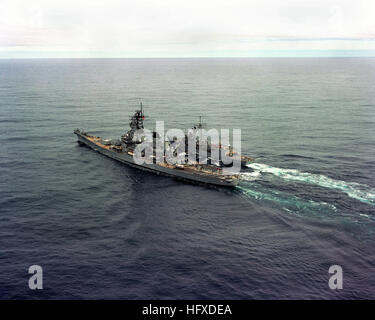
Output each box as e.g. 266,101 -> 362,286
74,103 -> 253,187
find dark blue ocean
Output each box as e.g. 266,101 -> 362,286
0,58 -> 374,299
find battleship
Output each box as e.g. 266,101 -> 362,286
74,104 -> 254,187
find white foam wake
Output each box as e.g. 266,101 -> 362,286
236,185 -> 337,212
246,163 -> 375,205
240,171 -> 261,181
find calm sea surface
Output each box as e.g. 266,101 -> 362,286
0,58 -> 374,299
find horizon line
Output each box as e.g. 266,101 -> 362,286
2,56 -> 375,60
1,50 -> 375,59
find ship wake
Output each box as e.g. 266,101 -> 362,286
236,185 -> 337,214
245,163 -> 375,205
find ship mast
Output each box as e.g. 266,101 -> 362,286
121,100 -> 145,146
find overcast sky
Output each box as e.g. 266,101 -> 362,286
0,0 -> 374,58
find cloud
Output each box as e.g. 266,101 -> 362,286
0,0 -> 375,57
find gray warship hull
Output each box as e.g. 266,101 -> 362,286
74,130 -> 239,188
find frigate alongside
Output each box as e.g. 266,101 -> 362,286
74,104 -> 253,187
